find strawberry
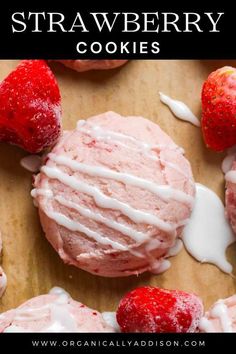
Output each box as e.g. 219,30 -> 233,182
116,286 -> 203,333
0,60 -> 61,153
201,66 -> 236,152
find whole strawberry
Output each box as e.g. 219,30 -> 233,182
116,286 -> 203,333
0,60 -> 61,153
202,66 -> 236,152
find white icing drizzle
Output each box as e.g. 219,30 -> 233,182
34,180 -> 173,253
147,239 -> 182,274
54,195 -> 147,243
76,120 -> 196,192
40,166 -> 175,233
80,126 -> 157,160
151,259 -> 171,274
211,301 -> 233,332
77,120 -> 155,149
159,158 -> 193,182
3,287 -> 118,333
20,155 -> 42,173
199,317 -> 215,333
45,209 -> 127,251
4,325 -> 28,333
3,287 -> 78,333
222,146 -> 236,174
31,188 -> 148,248
48,153 -> 194,205
49,286 -> 70,299
222,156 -> 235,174
167,239 -> 183,257
144,238 -> 162,251
0,267 -> 7,298
200,300 -> 233,333
77,120 -> 188,177
78,120 -> 185,154
43,304 -> 78,332
102,312 -> 120,332
32,187 -> 184,263
183,183 -> 235,274
159,92 -> 200,127
31,188 -> 53,198
225,170 -> 236,183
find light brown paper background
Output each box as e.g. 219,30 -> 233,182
0,60 -> 236,315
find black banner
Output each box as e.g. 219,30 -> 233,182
0,3 -> 234,59
0,333 -> 234,353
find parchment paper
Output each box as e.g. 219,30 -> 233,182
0,60 -> 235,314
